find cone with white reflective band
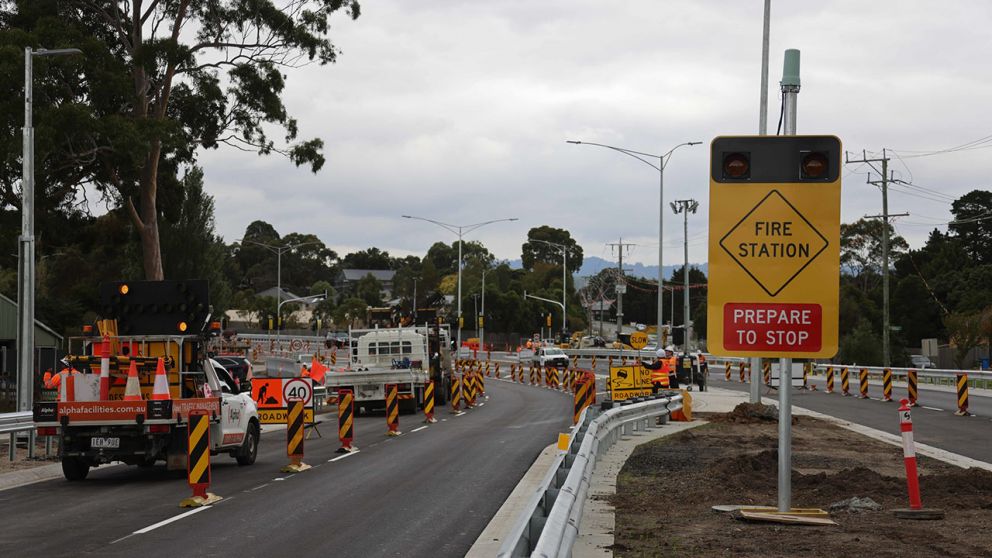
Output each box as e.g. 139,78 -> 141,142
123,360 -> 143,401
151,357 -> 171,400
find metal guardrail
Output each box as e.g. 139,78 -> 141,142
498,393 -> 683,557
1,411 -> 36,461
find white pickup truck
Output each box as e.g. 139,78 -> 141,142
35,344 -> 260,481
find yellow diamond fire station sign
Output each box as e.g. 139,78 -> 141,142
719,189 -> 829,297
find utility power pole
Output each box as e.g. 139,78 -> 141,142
845,149 -> 906,367
606,238 -> 635,340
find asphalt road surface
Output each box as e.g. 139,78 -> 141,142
0,380 -> 571,558
707,373 -> 992,464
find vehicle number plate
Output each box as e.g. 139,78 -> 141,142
91,437 -> 120,449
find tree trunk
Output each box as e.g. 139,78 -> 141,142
132,147 -> 164,281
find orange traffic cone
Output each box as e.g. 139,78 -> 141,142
123,360 -> 143,401
151,358 -> 171,400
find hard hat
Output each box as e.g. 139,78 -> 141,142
665,346 -> 674,352
655,349 -> 665,358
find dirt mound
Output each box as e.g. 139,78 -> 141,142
795,466 -> 904,505
707,402 -> 799,425
921,468 -> 992,509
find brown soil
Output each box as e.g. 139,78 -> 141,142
610,405 -> 992,557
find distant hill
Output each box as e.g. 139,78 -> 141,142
506,256 -> 707,288
577,256 -> 707,281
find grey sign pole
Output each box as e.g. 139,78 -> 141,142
751,0 -> 771,406
778,48 -> 801,513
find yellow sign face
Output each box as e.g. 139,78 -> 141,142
708,136 -> 841,358
629,331 -> 648,349
557,433 -> 570,451
609,365 -> 654,400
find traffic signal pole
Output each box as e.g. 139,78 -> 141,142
778,48 -> 800,514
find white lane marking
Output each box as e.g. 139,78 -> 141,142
252,483 -> 270,491
454,411 -> 466,417
922,406 -> 944,412
132,506 -> 212,535
411,426 -> 428,432
273,477 -> 286,481
329,449 -> 361,462
478,403 -> 485,407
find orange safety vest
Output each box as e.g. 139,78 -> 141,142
650,361 -> 670,387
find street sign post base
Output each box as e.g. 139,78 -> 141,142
893,508 -> 945,520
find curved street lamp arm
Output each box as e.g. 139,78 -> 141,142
402,215 -> 461,237
463,217 -> 519,235
567,140 -> 661,172
523,292 -> 565,312
527,238 -> 567,253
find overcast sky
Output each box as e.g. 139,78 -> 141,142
200,0 -> 992,270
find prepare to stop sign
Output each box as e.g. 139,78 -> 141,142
724,303 -> 822,351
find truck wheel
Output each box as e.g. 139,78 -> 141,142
236,421 -> 260,466
62,457 -> 90,481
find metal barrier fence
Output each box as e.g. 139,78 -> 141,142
1,411 -> 36,461
497,393 -> 683,557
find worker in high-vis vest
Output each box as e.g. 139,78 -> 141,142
644,349 -> 672,393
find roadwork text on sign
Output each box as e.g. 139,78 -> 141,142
707,136 -> 841,358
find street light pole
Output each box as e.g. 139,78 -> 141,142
671,199 -> 699,351
17,46 -> 81,419
241,239 -> 319,346
566,139 -> 700,346
527,238 -> 569,336
402,215 -> 517,358
480,268 -> 487,352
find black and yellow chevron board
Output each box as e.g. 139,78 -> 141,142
956,374 -> 969,416
286,398 -> 305,458
186,411 -> 211,490
739,362 -> 746,382
762,360 -> 771,385
450,376 -> 461,412
591,355 -> 597,369
725,362 -> 731,381
494,363 -> 500,379
386,384 -> 399,432
424,380 -> 435,420
338,390 -> 354,446
907,370 -> 918,406
574,379 -> 590,425
841,367 -> 850,395
826,366 -> 834,393
530,366 -> 537,386
858,368 -> 869,399
882,368 -> 893,401
478,372 -> 485,395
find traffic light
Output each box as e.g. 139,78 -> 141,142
478,315 -> 484,328
708,136 -> 841,358
546,313 -> 552,328
100,280 -> 210,335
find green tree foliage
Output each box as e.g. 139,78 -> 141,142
342,247 -> 393,269
838,319 -> 882,365
949,190 -> 992,264
943,311 -> 986,369
334,297 -> 367,328
840,218 -> 908,293
159,166 -> 231,311
521,226 -> 584,274
354,273 -> 383,306
0,0 -> 360,279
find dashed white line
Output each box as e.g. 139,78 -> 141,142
454,411 -> 466,417
273,477 -> 286,481
252,483 -> 270,491
132,506 -> 212,535
922,406 -> 944,412
411,426 -> 428,433
329,449 -> 361,462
